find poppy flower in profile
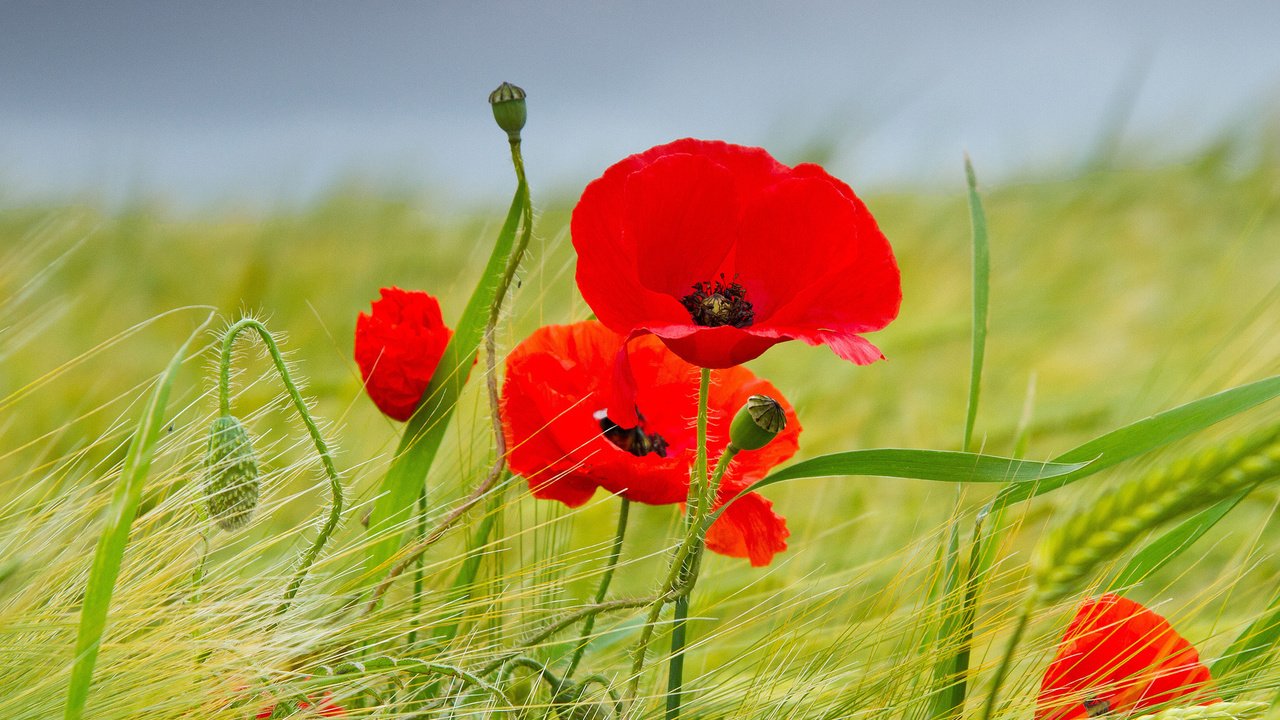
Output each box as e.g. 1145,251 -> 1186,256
571,138 -> 901,372
354,287 -> 454,421
500,320 -> 800,566
1037,594 -> 1218,720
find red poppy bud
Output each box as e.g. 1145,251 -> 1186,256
729,395 -> 786,451
489,81 -> 527,142
354,287 -> 454,422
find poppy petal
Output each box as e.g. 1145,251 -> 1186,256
1036,594 -> 1218,720
624,152 -> 741,299
706,487 -> 789,567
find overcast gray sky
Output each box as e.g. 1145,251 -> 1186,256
2,1 -> 1279,210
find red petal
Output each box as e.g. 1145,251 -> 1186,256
655,325 -> 783,369
354,287 -> 453,421
625,153 -> 740,298
1036,594 -> 1218,720
705,485 -> 789,566
735,175 -> 901,333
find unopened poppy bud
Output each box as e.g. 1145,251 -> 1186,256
728,395 -> 786,451
203,415 -> 260,530
489,81 -> 527,142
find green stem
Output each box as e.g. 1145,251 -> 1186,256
565,497 -> 631,680
666,367 -> 712,720
217,318 -> 344,618
408,488 -> 428,650
371,137 -> 535,609
978,594 -> 1034,720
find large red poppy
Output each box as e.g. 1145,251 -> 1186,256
1037,594 -> 1218,720
354,287 -> 454,421
500,321 -> 800,566
571,138 -> 901,371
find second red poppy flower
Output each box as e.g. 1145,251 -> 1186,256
500,320 -> 800,566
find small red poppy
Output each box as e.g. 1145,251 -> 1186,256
500,320 -> 800,566
1037,594 -> 1218,720
354,287 -> 454,421
571,138 -> 901,371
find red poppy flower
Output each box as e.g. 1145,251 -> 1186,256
1037,594 -> 1218,720
500,320 -> 800,566
355,287 -> 454,421
571,138 -> 901,371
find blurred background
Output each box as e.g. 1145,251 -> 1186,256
3,0 -> 1280,210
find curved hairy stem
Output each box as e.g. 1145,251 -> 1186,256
218,318 -> 344,618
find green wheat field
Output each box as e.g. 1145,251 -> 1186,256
1,127 -> 1278,719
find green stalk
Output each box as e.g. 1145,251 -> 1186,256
666,367 -> 712,720
565,497 -> 631,679
217,318 -> 345,618
64,312 -> 212,720
363,134 -> 532,585
978,595 -> 1034,720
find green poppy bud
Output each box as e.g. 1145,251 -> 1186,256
203,415 -> 260,531
489,81 -> 527,142
728,395 -> 786,451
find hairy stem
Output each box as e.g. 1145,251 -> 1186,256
565,497 -> 632,679
218,318 -> 344,618
373,137 -> 534,611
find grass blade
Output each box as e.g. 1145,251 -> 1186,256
1213,585 -> 1280,688
961,155 -> 989,455
751,450 -> 1085,488
364,182 -> 527,580
711,450 -> 1087,524
63,313 -> 213,720
930,157 -> 991,720
1111,492 -> 1246,590
993,374 -> 1280,510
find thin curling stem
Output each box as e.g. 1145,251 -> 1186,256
565,497 -> 632,680
217,318 -> 344,617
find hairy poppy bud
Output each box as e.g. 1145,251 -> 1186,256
489,81 -> 527,142
203,415 -> 260,530
729,395 -> 786,451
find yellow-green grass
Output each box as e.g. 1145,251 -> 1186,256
0,139 -> 1278,718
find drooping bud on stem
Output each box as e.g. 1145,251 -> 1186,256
203,415 -> 260,530
728,395 -> 786,451
489,81 -> 527,142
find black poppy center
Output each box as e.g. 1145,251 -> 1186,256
1083,698 -> 1111,718
680,274 -> 754,328
596,410 -> 669,458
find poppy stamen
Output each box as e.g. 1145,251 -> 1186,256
680,273 -> 754,328
595,410 -> 669,458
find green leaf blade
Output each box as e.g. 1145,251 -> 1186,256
993,374 -> 1280,510
363,183 -> 528,581
64,313 -> 212,720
